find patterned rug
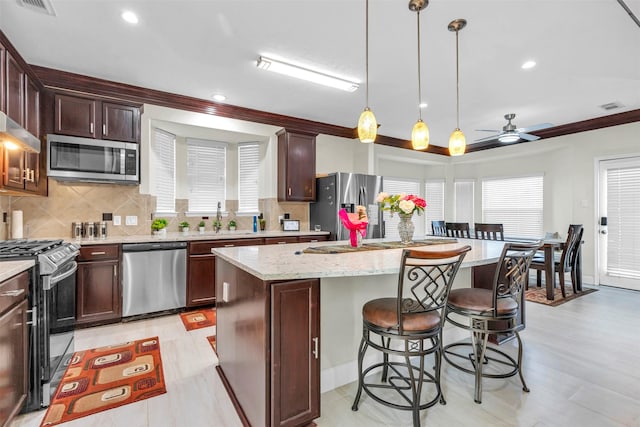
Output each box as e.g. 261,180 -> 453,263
525,285 -> 597,306
206,336 -> 217,356
40,337 -> 166,427
179,308 -> 216,331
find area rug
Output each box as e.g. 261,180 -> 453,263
525,285 -> 597,307
179,308 -> 216,331
40,337 -> 166,427
206,335 -> 217,356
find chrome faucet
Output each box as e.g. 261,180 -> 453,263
215,201 -> 222,233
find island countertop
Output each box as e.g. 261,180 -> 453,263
212,237 -> 506,281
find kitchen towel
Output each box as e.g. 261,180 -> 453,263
11,210 -> 23,239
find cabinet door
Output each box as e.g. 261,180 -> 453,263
76,260 -> 121,325
102,102 -> 140,142
0,299 -> 28,427
54,94 -> 97,138
3,148 -> 25,190
187,254 -> 216,307
5,52 -> 24,125
271,279 -> 320,427
24,75 -> 40,138
0,41 -> 5,112
278,130 -> 316,202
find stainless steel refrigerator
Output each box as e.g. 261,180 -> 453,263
310,173 -> 384,240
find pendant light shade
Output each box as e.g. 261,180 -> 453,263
448,18 -> 467,156
411,119 -> 429,150
448,128 -> 466,156
358,107 -> 377,143
410,3 -> 429,151
358,0 -> 377,143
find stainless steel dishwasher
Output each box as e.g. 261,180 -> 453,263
122,241 -> 187,317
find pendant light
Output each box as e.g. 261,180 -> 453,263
448,19 -> 467,156
409,0 -> 429,151
357,0 -> 377,143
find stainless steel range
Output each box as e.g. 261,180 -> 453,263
0,239 -> 79,411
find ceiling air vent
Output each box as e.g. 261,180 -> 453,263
17,0 -> 56,16
599,101 -> 624,111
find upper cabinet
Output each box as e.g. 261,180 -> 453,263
5,51 -> 24,126
277,129 -> 317,202
54,93 -> 141,143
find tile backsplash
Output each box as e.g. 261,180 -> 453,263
1,180 -> 309,239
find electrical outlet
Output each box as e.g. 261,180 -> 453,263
113,216 -> 121,226
125,215 -> 138,226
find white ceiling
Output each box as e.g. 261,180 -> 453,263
1,0 -> 639,149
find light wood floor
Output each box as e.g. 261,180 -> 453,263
11,285 -> 640,427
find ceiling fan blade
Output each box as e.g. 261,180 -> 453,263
475,129 -> 500,133
517,122 -> 554,133
519,133 -> 540,141
474,134 -> 501,143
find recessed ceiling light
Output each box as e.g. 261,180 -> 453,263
521,60 -> 536,69
419,102 -> 428,109
213,94 -> 227,102
122,11 -> 139,24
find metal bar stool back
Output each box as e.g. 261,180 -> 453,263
443,241 -> 540,404
352,245 -> 472,427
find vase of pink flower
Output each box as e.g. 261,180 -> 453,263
376,192 -> 427,244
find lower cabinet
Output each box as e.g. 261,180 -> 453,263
76,244 -> 121,325
0,270 -> 29,427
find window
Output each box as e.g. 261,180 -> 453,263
152,129 -> 175,213
238,143 -> 260,213
187,138 -> 227,213
481,175 -> 543,238
383,177 -> 422,239
425,180 -> 445,228
454,180 -> 474,225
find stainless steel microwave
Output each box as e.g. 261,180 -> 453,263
47,134 -> 139,184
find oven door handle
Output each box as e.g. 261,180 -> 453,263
43,261 -> 78,291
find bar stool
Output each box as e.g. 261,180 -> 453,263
352,245 -> 472,427
443,241 -> 540,404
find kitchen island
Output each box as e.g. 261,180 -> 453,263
212,238 -> 508,427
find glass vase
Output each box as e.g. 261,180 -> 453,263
397,213 -> 415,244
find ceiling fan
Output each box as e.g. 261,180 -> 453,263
475,113 -> 553,144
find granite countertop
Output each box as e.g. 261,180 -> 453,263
0,260 -> 35,282
212,237 -> 506,281
55,230 -> 330,246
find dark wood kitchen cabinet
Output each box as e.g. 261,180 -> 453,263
277,129 -> 317,202
0,40 -> 5,112
5,51 -> 24,125
0,270 -> 29,427
76,244 -> 121,326
54,93 -> 141,143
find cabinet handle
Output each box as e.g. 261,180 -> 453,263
309,239 -> 319,243
224,244 -> 235,247
22,169 -> 29,181
29,169 -> 35,182
288,187 -> 292,196
114,265 -> 117,277
277,241 -> 287,244
0,289 -> 25,297
312,337 -> 319,359
90,123 -> 94,134
91,251 -> 106,255
103,124 -> 107,135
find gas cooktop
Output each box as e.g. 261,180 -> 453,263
0,239 -> 64,258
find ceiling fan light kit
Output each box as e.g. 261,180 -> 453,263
448,18 -> 467,156
357,0 -> 377,143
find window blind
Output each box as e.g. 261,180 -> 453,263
152,129 -> 175,213
425,180 -> 445,227
481,175 -> 543,238
382,178 -> 422,239
187,139 -> 226,213
455,180 -> 474,225
606,165 -> 640,279
238,143 -> 260,213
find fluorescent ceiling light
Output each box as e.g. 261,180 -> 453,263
122,11 -> 139,24
521,60 -> 536,69
257,56 -> 359,92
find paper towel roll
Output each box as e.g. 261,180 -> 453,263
11,210 -> 23,239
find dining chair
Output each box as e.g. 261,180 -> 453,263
443,241 -> 540,404
352,246 -> 471,427
445,222 -> 471,238
530,224 -> 584,297
431,220 -> 447,236
474,223 -> 504,241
